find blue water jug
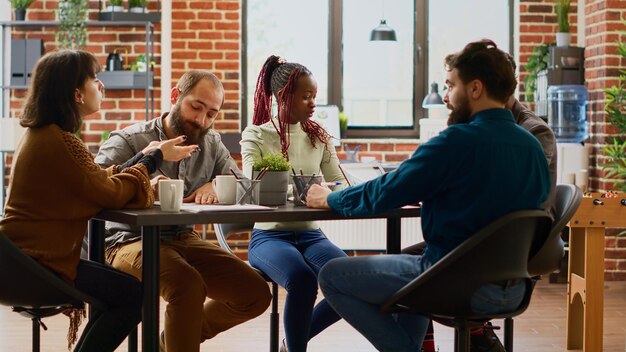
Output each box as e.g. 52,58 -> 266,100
547,85 -> 589,143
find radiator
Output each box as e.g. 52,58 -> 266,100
319,218 -> 423,251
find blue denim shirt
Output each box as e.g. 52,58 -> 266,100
328,108 -> 550,264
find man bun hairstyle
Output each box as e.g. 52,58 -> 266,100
444,39 -> 517,104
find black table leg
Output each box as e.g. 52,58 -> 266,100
87,219 -> 105,320
386,217 -> 401,254
142,225 -> 160,352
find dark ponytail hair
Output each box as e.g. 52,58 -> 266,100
252,55 -> 330,159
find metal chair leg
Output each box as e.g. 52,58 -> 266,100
32,318 -> 40,352
128,326 -> 138,352
269,282 -> 280,352
504,317 -> 513,351
455,323 -> 470,352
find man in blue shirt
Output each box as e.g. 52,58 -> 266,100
306,39 -> 551,352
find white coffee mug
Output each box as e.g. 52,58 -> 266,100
158,179 -> 184,212
212,175 -> 237,204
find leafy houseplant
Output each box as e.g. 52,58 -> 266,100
106,0 -> 123,11
129,54 -> 155,72
55,0 -> 88,49
9,0 -> 35,21
253,153 -> 291,205
523,42 -> 555,102
129,0 -> 147,13
253,152 -> 291,172
555,0 -> 571,47
602,22 -> 626,193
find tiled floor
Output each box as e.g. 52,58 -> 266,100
0,280 -> 624,351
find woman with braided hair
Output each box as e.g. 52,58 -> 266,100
240,55 -> 347,352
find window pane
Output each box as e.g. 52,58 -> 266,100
343,0 -> 414,128
428,1 -> 510,89
246,0 -> 329,125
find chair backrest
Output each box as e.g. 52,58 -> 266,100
214,223 -> 254,255
382,210 -> 552,320
0,232 -> 105,311
527,184 -> 583,276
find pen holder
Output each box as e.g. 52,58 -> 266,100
292,175 -> 323,206
236,179 -> 261,205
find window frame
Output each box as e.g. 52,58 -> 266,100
241,0 -> 514,138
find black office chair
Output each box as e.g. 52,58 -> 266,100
214,223 -> 280,352
381,210 -> 552,352
500,184 -> 583,351
0,232 -> 107,352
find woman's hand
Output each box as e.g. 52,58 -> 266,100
142,136 -> 199,162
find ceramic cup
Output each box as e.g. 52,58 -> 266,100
213,175 -> 237,204
158,179 -> 184,212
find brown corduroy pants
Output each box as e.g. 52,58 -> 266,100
110,231 -> 272,352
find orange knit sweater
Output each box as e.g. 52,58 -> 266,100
0,124 -> 154,283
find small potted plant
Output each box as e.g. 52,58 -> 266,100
555,0 -> 571,47
128,0 -> 146,13
252,152 -> 291,205
9,0 -> 35,21
105,0 -> 123,12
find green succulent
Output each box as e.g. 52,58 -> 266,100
253,153 -> 291,172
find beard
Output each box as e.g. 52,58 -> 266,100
446,94 -> 472,126
170,103 -> 209,145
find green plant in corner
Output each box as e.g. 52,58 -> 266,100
253,153 -> 291,172
55,0 -> 88,49
555,0 -> 570,33
523,42 -> 555,102
602,21 -> 626,193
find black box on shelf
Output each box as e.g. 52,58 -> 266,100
98,71 -> 153,90
98,11 -> 161,23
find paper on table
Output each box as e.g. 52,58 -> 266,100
154,202 -> 274,212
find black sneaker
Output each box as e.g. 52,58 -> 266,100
469,322 -> 505,352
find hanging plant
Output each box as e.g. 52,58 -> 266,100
523,42 -> 555,102
55,0 -> 88,49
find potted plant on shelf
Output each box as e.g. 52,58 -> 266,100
9,0 -> 35,21
55,0 -> 88,49
252,152 -> 291,205
555,0 -> 571,47
602,21 -> 626,194
105,0 -> 123,12
128,0 -> 146,13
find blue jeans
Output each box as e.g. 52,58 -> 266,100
249,229 -> 347,352
318,254 -> 526,352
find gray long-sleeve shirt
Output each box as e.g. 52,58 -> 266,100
95,113 -> 243,248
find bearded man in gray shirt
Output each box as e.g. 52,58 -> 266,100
95,70 -> 271,352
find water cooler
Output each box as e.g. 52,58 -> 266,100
535,46 -> 589,185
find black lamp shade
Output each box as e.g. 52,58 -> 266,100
370,20 -> 397,41
422,82 -> 445,108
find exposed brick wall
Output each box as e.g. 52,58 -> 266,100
520,0 -> 626,281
